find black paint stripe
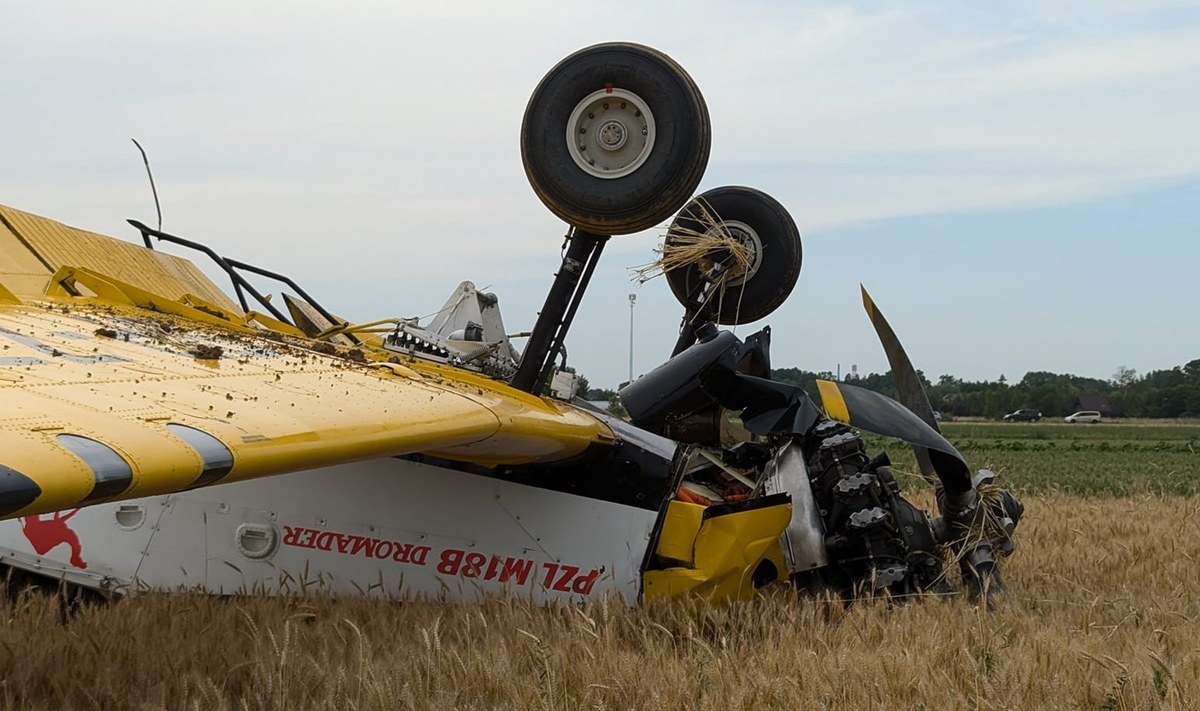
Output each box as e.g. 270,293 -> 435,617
56,434 -> 135,505
0,464 -> 42,517
166,423 -> 235,489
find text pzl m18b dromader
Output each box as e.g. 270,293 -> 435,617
0,43 -> 1021,604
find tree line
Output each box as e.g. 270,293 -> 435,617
580,359 -> 1200,420
771,359 -> 1200,419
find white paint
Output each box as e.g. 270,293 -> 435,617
0,457 -> 658,604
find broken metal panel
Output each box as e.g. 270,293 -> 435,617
0,204 -> 239,312
763,441 -> 829,574
0,280 -> 19,304
653,500 -> 706,565
282,293 -> 354,344
643,498 -> 791,602
0,212 -> 54,296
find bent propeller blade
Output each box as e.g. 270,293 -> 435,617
860,285 -> 941,481
858,288 -> 1014,596
861,285 -> 939,431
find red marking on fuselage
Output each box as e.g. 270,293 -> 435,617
21,510 -> 87,569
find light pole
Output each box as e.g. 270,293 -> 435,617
628,293 -> 637,384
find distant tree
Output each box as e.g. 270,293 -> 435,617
1184,359 -> 1200,384
605,394 -> 628,418
1018,371 -> 1059,391
685,358 -> 1199,420
859,371 -> 897,399
1143,368 -> 1185,389
772,368 -> 824,395
1112,365 -> 1138,388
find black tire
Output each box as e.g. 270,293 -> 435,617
521,43 -> 710,235
665,186 -> 802,325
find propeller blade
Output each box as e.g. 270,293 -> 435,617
857,287 -> 1012,597
815,379 -> 972,494
860,285 -> 942,481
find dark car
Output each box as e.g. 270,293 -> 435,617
1003,408 -> 1042,422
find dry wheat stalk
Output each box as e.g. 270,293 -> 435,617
631,197 -> 755,320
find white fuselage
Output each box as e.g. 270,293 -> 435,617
0,456 -> 658,603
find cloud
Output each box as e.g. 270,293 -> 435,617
5,2 -> 1197,244
2,1 -> 1198,387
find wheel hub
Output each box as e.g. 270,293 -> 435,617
566,87 -> 656,180
596,120 -> 628,151
709,219 -> 763,287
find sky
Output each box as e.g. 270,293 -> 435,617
1,1 -> 1197,390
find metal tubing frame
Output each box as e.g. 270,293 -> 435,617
129,219 -> 311,329
223,257 -> 360,345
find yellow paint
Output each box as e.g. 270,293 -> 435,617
45,267 -> 259,332
861,283 -> 876,320
760,539 -> 788,588
816,379 -> 850,424
653,500 -> 707,564
0,204 -> 239,311
0,205 -> 618,525
0,201 -> 809,604
1,292 -> 613,519
0,216 -> 53,296
0,280 -> 18,304
643,501 -> 791,602
0,204 -> 617,533
242,310 -> 309,338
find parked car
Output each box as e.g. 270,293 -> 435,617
1064,410 -> 1102,423
1003,408 -> 1042,422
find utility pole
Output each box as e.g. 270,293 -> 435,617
628,293 -> 637,384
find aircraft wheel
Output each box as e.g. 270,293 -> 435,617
521,42 -> 710,235
665,185 -> 802,325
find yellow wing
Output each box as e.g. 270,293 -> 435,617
0,204 -> 613,519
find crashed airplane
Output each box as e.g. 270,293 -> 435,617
0,42 -> 1021,604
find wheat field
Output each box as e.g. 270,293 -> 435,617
0,493 -> 1196,709
2,421 -> 1199,709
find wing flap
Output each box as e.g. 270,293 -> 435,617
0,204 -> 240,311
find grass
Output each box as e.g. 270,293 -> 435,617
1,422 -> 1198,709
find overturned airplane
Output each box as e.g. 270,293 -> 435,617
0,42 -> 1020,604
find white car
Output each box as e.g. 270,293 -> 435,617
1064,410 -> 1102,423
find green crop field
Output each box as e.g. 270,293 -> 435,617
863,420 -> 1200,497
